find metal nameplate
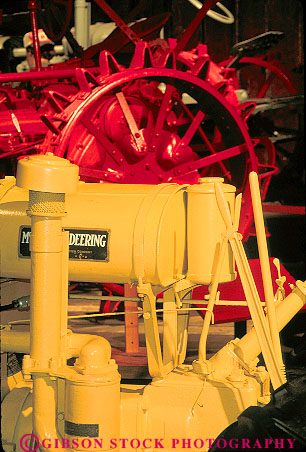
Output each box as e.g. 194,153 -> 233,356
18,226 -> 109,262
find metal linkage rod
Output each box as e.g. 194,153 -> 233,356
28,0 -> 42,71
249,171 -> 285,372
214,182 -> 286,390
174,0 -> 218,54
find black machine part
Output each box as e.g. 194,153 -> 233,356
208,369 -> 306,451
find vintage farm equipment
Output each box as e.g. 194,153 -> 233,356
0,153 -> 305,451
1,0 -> 299,239
0,0 -> 304,345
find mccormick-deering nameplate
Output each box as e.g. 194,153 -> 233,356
18,226 -> 109,261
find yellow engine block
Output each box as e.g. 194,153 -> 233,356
1,155 -> 305,452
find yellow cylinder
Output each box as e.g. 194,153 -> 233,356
187,177 -> 236,284
65,368 -> 121,451
30,215 -> 63,366
0,182 -> 187,287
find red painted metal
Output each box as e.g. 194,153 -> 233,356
92,0 -> 142,46
174,0 -> 218,54
0,67 -> 100,84
221,56 -> 297,98
262,204 -> 305,216
28,0 -> 42,71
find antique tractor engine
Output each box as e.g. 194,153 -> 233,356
1,154 -> 305,451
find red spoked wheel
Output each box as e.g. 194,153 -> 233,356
40,57 -> 258,236
221,54 -> 300,180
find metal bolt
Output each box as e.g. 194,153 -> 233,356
143,312 -> 151,320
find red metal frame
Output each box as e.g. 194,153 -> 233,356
221,56 -> 297,98
28,0 -> 42,71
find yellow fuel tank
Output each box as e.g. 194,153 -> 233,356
0,176 -> 236,287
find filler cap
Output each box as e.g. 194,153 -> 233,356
16,154 -> 79,194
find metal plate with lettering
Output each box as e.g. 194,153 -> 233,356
18,226 -> 109,262
64,420 -> 99,437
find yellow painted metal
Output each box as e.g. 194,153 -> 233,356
162,287 -> 179,370
0,176 -> 237,288
199,192 -> 241,359
1,386 -> 33,452
65,371 -> 120,451
214,181 -> 286,389
249,171 -> 285,372
16,153 -> 79,194
1,331 -> 30,354
17,155 -> 75,452
7,371 -> 24,391
0,181 -> 187,287
138,282 -> 165,377
1,156 -> 306,452
1,367 -> 265,452
187,177 -> 236,284
8,155 -> 122,452
2,286 -> 306,451
233,280 -> 306,365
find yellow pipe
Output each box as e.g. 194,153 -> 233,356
209,281 -> 306,377
61,231 -> 69,359
249,171 -> 284,370
30,216 -> 63,368
32,376 -> 66,452
1,331 -> 113,360
199,237 -> 228,361
15,155 -> 79,451
234,281 -> 306,364
28,201 -> 72,451
1,331 -> 30,354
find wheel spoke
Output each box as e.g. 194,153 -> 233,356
149,84 -> 176,150
177,97 -> 232,181
172,143 -> 249,177
177,110 -> 205,147
81,116 -> 121,164
257,72 -> 277,98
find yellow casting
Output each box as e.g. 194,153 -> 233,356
1,156 -> 305,452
